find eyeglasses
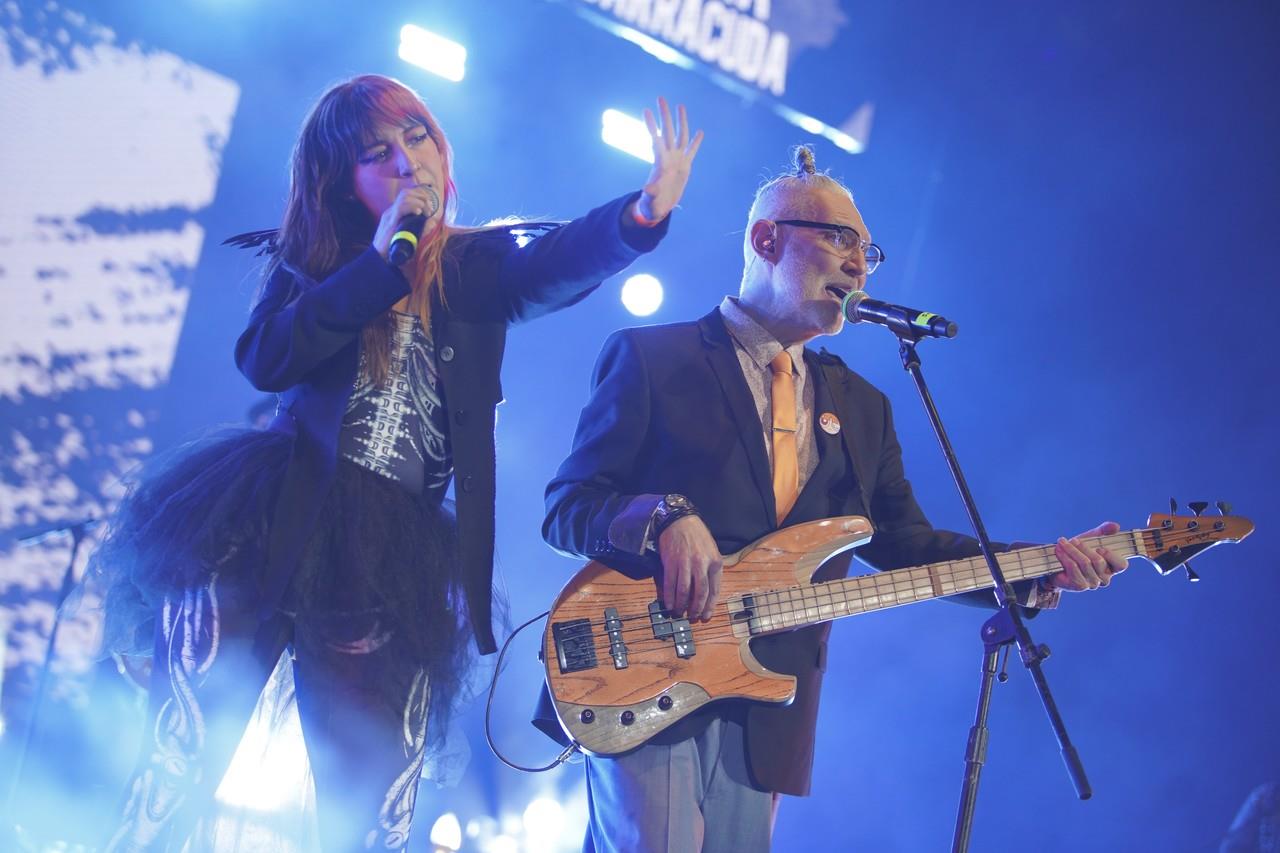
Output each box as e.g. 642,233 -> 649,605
775,219 -> 885,274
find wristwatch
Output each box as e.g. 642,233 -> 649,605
651,493 -> 699,541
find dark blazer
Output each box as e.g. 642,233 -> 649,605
541,308 -> 1029,794
234,192 -> 666,655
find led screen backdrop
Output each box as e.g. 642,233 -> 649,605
0,0 -> 238,717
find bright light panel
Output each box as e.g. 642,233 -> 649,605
399,24 -> 466,82
602,109 -> 655,163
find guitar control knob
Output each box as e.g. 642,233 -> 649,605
620,711 -> 636,726
580,709 -> 595,724
658,695 -> 674,711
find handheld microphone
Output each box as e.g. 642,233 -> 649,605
839,289 -> 958,339
387,187 -> 441,266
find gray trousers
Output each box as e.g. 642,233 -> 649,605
583,715 -> 776,853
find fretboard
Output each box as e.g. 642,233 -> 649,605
746,531 -> 1149,635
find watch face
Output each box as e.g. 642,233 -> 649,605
664,494 -> 690,510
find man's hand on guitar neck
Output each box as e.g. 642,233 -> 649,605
657,515 -> 723,622
1048,520 -> 1130,592
653,517 -> 1127,621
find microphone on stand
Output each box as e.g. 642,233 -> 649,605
387,186 -> 441,266
838,288 -> 959,338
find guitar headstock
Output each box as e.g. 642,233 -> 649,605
1142,500 -> 1254,577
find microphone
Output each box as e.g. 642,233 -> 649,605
387,186 -> 441,266
838,289 -> 958,338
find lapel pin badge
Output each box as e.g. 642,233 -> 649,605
819,412 -> 841,435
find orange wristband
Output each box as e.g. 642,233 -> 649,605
631,206 -> 663,228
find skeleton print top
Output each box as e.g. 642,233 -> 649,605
338,310 -> 452,498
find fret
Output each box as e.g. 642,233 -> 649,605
1130,528 -> 1147,558
747,532 -> 1146,635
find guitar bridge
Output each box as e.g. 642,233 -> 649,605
551,618 -> 597,673
648,600 -> 695,658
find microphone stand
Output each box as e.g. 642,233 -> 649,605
1,519 -> 95,850
878,322 -> 1089,852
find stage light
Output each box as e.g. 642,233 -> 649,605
486,835 -> 518,853
826,128 -> 862,153
399,24 -> 466,82
214,658 -> 310,814
499,813 -> 522,836
610,25 -> 693,69
602,109 -> 655,163
429,812 -> 462,851
621,273 -> 663,317
796,115 -> 824,134
466,815 -> 498,839
774,104 -> 866,155
522,797 -> 566,846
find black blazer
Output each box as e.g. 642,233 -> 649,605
542,308 -> 1028,794
234,192 -> 667,654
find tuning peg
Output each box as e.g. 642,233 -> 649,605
1188,501 -> 1209,516
1170,498 -> 1178,514
1185,563 -> 1200,582
1216,501 -> 1233,515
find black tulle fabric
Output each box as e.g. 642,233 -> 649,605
90,426 -> 473,737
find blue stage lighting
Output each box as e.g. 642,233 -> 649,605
399,24 -> 466,82
621,273 -> 663,317
601,109 -> 655,163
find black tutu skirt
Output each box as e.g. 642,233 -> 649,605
91,427 -> 471,719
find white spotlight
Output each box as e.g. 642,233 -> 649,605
399,24 -> 467,82
486,835 -> 519,853
522,797 -> 566,846
429,813 -> 463,851
602,109 -> 655,163
621,273 -> 663,317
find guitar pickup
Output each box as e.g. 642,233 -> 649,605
604,607 -> 629,669
649,600 -> 695,658
552,618 -> 597,674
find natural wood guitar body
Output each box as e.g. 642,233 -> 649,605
543,516 -> 873,754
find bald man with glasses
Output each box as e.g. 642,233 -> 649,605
537,146 -> 1125,852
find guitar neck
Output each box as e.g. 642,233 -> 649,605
746,530 -> 1152,634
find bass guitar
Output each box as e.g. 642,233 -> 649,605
542,508 -> 1252,755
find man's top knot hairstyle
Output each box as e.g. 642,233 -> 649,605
792,144 -> 818,176
741,144 -> 854,265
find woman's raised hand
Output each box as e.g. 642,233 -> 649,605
635,97 -> 704,224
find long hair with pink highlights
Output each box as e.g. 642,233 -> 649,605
268,74 -> 460,383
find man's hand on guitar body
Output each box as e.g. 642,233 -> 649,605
657,515 -> 723,622
1048,520 -> 1130,592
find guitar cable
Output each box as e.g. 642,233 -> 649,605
484,608 -> 584,772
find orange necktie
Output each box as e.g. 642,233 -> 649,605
770,351 -> 799,524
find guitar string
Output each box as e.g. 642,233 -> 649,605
548,528 -> 1178,645
548,527 -> 1217,652
549,530 -> 1144,641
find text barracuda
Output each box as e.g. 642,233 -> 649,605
581,0 -> 790,95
